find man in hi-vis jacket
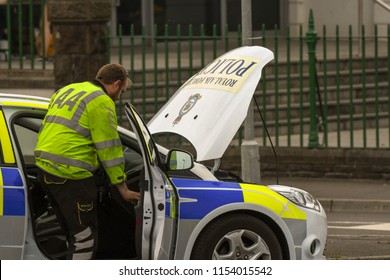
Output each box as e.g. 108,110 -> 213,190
35,64 -> 140,260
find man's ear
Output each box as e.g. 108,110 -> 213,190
113,80 -> 121,89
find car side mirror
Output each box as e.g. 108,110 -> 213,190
166,149 -> 194,171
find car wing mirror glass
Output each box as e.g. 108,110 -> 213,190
167,149 -> 194,171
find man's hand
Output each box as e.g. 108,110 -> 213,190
116,181 -> 140,202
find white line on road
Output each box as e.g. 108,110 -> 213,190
330,221 -> 380,225
328,223 -> 390,231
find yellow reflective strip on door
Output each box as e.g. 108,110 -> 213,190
0,111 -> 16,164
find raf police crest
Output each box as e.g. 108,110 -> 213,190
173,93 -> 202,126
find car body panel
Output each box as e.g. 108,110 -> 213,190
148,46 -> 274,161
170,178 -> 306,221
0,110 -> 16,164
0,167 -> 27,259
168,177 -> 317,259
0,107 -> 28,259
175,205 -> 299,260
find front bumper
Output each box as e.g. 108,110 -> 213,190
296,203 -> 327,260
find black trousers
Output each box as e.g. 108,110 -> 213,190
37,169 -> 98,260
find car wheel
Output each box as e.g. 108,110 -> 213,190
191,214 -> 283,260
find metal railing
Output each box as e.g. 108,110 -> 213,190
0,0 -> 50,70
1,3 -> 389,149
107,23 -> 389,150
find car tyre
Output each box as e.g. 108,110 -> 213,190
191,214 -> 283,260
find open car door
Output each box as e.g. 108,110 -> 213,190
124,103 -> 167,259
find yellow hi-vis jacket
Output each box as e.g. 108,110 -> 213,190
35,81 -> 126,185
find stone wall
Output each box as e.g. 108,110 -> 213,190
48,0 -> 111,89
222,146 -> 390,180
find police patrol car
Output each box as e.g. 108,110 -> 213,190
0,46 -> 327,260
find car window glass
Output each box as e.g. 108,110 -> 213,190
129,106 -> 158,165
119,131 -> 144,177
13,117 -> 42,165
14,125 -> 37,164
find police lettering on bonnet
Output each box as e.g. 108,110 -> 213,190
183,57 -> 258,94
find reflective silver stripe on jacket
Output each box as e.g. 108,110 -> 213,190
100,157 -> 125,169
94,138 -> 122,150
45,115 -> 91,138
105,106 -> 117,131
34,150 -> 96,171
105,105 -> 115,117
44,90 -> 106,138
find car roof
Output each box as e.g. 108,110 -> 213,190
0,93 -> 50,109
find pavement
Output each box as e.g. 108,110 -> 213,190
261,176 -> 390,214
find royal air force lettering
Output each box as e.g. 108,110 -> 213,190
183,56 -> 260,93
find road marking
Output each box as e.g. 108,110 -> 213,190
330,221 -> 379,225
327,255 -> 390,260
328,223 -> 390,231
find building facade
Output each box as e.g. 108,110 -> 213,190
110,0 -> 390,37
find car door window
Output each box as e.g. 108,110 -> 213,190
13,120 -> 40,165
129,106 -> 159,166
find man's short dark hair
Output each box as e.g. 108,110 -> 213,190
95,64 -> 130,84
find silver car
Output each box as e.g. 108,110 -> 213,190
0,46 -> 327,260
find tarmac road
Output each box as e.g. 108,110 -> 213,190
326,212 -> 390,260
262,176 -> 390,260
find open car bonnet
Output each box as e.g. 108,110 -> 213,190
148,46 -> 274,161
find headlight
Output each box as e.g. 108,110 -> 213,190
269,185 -> 321,212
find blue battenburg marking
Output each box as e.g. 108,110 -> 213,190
172,178 -> 241,190
1,167 -> 23,187
1,167 -> 25,216
172,178 -> 243,219
3,188 -> 25,216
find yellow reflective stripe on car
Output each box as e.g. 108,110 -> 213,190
280,202 -> 307,220
240,183 -> 306,220
169,195 -> 176,218
0,111 -> 15,164
2,101 -> 48,109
